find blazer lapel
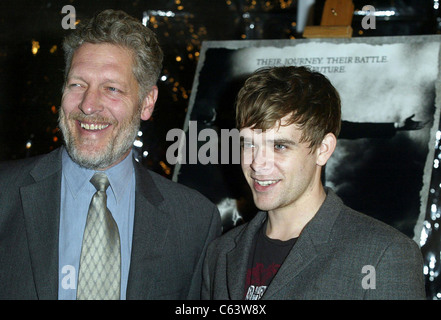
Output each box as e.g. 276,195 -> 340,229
262,231 -> 318,299
262,188 -> 342,300
20,149 -> 62,299
126,161 -> 170,299
226,212 -> 267,300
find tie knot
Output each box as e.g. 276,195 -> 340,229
90,172 -> 110,192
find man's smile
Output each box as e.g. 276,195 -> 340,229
79,121 -> 110,131
254,179 -> 279,186
252,178 -> 281,192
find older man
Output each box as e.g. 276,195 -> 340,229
0,9 -> 221,300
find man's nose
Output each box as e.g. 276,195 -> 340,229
250,145 -> 274,173
79,88 -> 104,115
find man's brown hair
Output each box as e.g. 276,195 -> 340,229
236,66 -> 341,151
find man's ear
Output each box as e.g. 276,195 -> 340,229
316,133 -> 337,166
140,85 -> 158,121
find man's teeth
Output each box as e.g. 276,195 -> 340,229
80,122 -> 109,131
256,180 -> 278,186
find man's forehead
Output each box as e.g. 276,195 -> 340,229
70,43 -> 134,70
240,122 -> 302,140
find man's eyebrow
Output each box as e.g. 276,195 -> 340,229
270,138 -> 297,146
102,78 -> 125,85
239,136 -> 297,146
66,75 -> 85,82
66,76 -> 128,88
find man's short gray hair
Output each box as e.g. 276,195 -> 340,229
62,9 -> 163,100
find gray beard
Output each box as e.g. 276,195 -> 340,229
58,108 -> 141,170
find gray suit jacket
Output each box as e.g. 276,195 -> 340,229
202,189 -> 426,300
0,148 -> 221,299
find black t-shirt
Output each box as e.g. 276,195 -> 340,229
244,220 -> 297,300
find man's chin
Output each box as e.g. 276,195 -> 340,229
66,145 -> 117,170
253,200 -> 275,213
60,119 -> 138,169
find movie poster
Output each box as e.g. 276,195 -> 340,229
172,35 -> 441,241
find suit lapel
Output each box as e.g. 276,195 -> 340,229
262,188 -> 342,300
126,161 -> 170,299
20,149 -> 62,299
262,232 -> 317,299
226,212 -> 267,300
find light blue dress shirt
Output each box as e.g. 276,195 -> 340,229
58,148 -> 136,300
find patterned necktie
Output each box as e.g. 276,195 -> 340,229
77,172 -> 121,300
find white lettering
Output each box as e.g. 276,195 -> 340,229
361,265 -> 376,289
61,5 -> 76,30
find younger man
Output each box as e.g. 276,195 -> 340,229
202,66 -> 425,300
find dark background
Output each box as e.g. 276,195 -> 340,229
1,0 -> 441,299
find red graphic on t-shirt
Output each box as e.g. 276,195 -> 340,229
246,262 -> 281,286
244,263 -> 281,300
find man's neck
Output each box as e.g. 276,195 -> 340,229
266,185 -> 327,241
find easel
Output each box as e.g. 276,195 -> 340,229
303,0 -> 354,38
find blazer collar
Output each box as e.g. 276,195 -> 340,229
299,187 -> 343,245
226,188 -> 342,300
226,211 -> 267,299
263,187 -> 342,299
132,159 -> 164,206
126,159 -> 170,299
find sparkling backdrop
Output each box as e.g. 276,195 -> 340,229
421,120 -> 441,299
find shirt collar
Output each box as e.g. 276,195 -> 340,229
62,147 -> 134,204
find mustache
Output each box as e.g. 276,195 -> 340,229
67,112 -> 118,125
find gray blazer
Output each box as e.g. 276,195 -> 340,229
0,148 -> 221,299
202,189 -> 426,300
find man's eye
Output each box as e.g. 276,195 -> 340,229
107,87 -> 120,93
274,144 -> 286,150
241,142 -> 255,149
